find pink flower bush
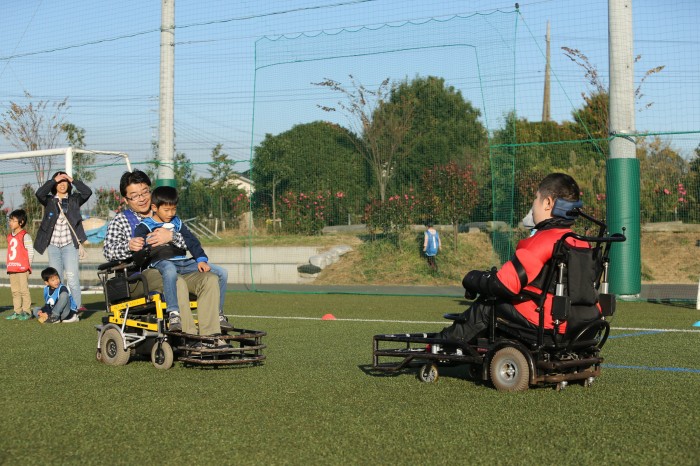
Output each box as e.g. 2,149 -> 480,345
363,188 -> 420,239
94,188 -> 126,217
278,190 -> 345,235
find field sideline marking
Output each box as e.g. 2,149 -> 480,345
231,315 -> 700,333
603,364 -> 700,374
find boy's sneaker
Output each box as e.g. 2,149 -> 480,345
190,341 -> 215,350
17,312 -> 31,321
217,339 -> 232,348
46,315 -> 61,324
62,313 -> 79,323
168,312 -> 182,332
5,312 -> 20,320
219,314 -> 234,331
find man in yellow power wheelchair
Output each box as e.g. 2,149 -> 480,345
95,170 -> 265,369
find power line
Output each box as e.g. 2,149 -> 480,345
0,0 -> 378,61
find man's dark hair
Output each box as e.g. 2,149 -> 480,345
151,186 -> 179,208
9,209 -> 27,228
119,170 -> 152,196
50,171 -> 73,195
538,173 -> 580,202
41,267 -> 60,282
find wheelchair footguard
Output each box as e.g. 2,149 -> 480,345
170,329 -> 267,367
95,259 -> 266,370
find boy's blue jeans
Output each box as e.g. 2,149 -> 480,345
152,259 -> 228,315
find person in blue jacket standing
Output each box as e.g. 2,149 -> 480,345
423,221 -> 441,271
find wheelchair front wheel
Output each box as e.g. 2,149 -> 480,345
151,340 -> 174,370
418,363 -> 439,383
490,347 -> 529,391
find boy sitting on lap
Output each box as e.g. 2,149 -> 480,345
133,186 -> 230,333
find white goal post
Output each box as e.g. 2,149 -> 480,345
0,147 -> 132,177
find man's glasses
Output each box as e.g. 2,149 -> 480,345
124,190 -> 151,201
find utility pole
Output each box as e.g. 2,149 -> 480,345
607,0 -> 640,296
542,21 -> 551,122
158,0 -> 175,187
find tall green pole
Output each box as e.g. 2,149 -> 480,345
157,0 -> 176,188
607,0 -> 640,296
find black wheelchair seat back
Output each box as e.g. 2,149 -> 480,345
563,246 -> 602,306
98,259 -> 148,306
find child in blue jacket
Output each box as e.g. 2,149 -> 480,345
133,186 -> 229,332
36,267 -> 79,324
423,221 -> 441,271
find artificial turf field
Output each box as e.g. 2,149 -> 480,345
1,288 -> 699,465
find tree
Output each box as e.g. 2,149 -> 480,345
490,111 -> 597,225
61,123 -> 96,183
208,143 -> 236,186
252,133 -> 293,226
637,136 -> 689,222
386,76 -> 488,193
0,92 -> 69,184
421,162 -> 479,250
145,140 -> 195,193
0,190 -> 8,231
205,144 -> 245,222
562,47 -> 664,156
20,183 -> 43,230
688,144 -> 700,222
252,121 -> 368,225
315,75 -> 415,201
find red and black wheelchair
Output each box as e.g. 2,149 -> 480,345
372,210 -> 625,391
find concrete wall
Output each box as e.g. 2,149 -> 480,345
29,246 -> 323,286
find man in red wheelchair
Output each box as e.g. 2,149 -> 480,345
438,172 -> 592,344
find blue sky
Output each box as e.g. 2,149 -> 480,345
1,0 -> 698,209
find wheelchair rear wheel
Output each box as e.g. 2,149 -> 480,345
490,347 -> 529,391
100,328 -> 130,366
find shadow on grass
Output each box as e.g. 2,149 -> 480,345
77,301 -> 106,320
644,299 -> 696,309
358,363 -> 486,386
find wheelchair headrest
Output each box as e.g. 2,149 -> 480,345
552,198 -> 583,220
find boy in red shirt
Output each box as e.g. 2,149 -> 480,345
6,209 -> 34,320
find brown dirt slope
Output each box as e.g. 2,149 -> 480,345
316,231 -> 700,285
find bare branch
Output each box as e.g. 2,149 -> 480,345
313,76 -> 415,201
0,92 -> 70,184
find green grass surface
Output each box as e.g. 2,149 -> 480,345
1,289 -> 699,464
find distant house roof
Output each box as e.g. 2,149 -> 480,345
226,172 -> 254,194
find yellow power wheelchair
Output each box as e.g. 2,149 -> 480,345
95,259 -> 266,370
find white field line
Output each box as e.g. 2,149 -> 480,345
230,314 -> 700,333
